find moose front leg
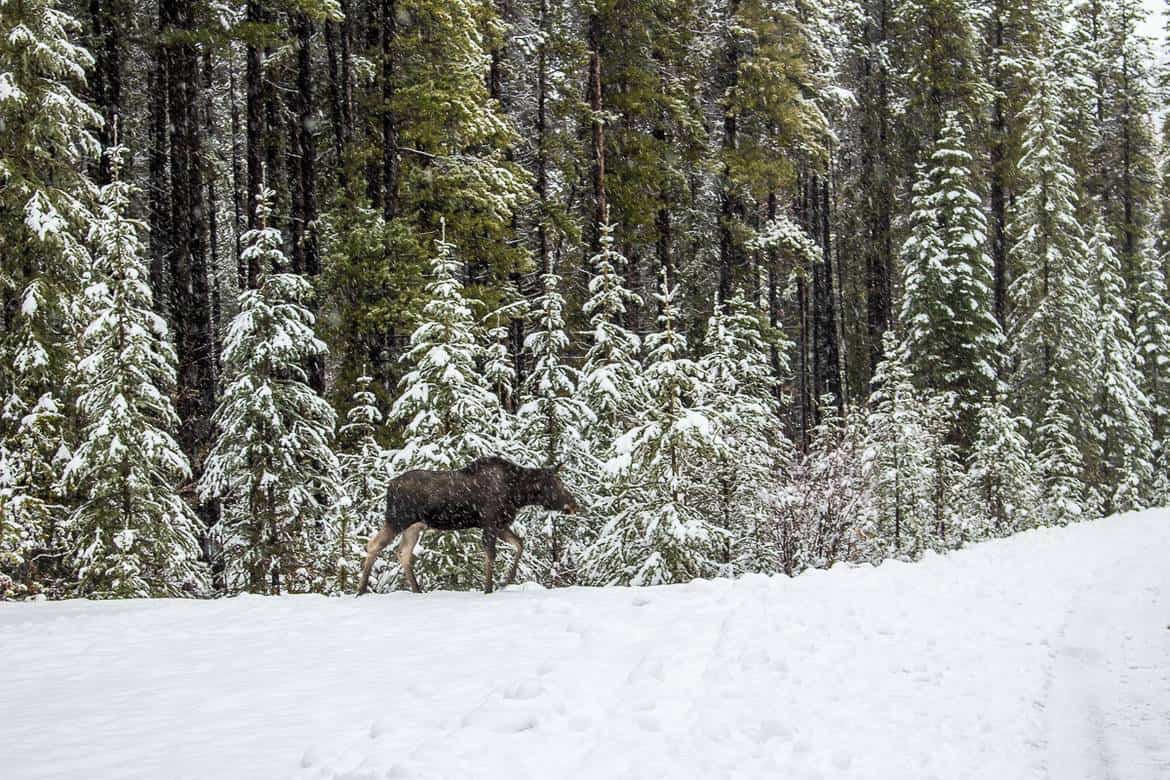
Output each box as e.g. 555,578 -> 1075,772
482,529 -> 498,594
397,522 -> 425,593
499,527 -> 524,588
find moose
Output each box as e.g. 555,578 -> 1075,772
356,457 -> 580,595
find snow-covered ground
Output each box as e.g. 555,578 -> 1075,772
3,511 -> 1168,780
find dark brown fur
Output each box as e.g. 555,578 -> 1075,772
356,457 -> 579,595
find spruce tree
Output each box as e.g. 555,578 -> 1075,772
1008,64 -> 1096,422
386,228 -> 517,590
517,271 -> 592,585
581,272 -> 724,586
0,0 -> 101,593
699,291 -> 793,573
62,151 -> 208,598
1035,383 -> 1089,525
865,334 -> 937,557
965,399 -> 1040,536
199,194 -> 341,594
1088,216 -> 1153,511
577,224 -> 646,447
899,112 -> 1003,438
334,375 -> 387,593
576,223 -> 647,555
1134,249 -> 1170,500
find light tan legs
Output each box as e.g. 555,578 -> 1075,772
482,530 -> 498,594
398,522 -> 426,593
356,526 -> 395,595
499,527 -> 524,588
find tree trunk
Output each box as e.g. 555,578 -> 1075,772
161,0 -> 218,527
717,0 -> 742,307
989,1 -> 1008,330
588,12 -> 607,247
293,12 -> 325,393
88,0 -> 122,184
381,0 -> 399,221
862,0 -> 893,382
325,13 -> 349,190
229,50 -> 245,286
148,15 -> 170,313
813,175 -> 843,416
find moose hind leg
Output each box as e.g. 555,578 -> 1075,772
499,527 -> 524,587
357,526 -> 395,596
398,522 -> 425,593
482,529 -> 498,594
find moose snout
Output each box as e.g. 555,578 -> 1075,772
563,501 -> 580,515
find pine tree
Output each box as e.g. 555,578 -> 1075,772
898,112 -> 1001,437
517,271 -> 592,585
334,375 -> 387,593
1134,249 -> 1170,500
1035,383 -> 1089,525
0,0 -> 101,593
1007,56 -> 1099,494
965,399 -> 1040,536
576,223 -> 647,559
386,227 -> 517,590
319,0 -> 529,403
578,224 -> 646,447
60,151 -> 208,598
1088,216 -> 1153,511
894,0 -> 989,149
581,272 -> 724,586
699,291 -> 793,573
1095,0 -> 1158,292
865,334 -> 937,557
899,112 -> 1003,438
200,195 -> 341,594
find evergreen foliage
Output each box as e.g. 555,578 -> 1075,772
200,197 -> 341,594
62,153 -> 208,598
517,271 -> 593,585
385,229 -> 516,591
899,112 -> 1003,435
581,274 -> 725,586
334,376 -> 388,593
0,0 -> 100,594
1087,217 -> 1153,511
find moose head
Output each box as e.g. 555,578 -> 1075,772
527,463 -> 581,515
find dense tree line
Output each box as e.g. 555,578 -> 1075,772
1,0 -> 1167,597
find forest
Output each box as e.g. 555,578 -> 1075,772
0,0 -> 1167,598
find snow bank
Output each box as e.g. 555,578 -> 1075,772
3,510 -> 1168,779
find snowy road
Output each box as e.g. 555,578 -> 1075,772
2,510 -> 1168,780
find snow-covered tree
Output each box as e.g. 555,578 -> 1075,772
1008,62 -> 1097,433
577,223 -> 646,447
1035,383 -> 1089,525
899,112 -> 1003,438
386,227 -> 517,590
581,272 -> 725,586
0,0 -> 101,593
699,291 -> 793,573
333,375 -> 387,593
517,271 -> 593,585
965,398 -> 1040,536
61,152 -> 208,598
1134,249 -> 1170,501
200,196 -> 341,594
1088,217 -> 1153,511
865,334 -> 939,557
